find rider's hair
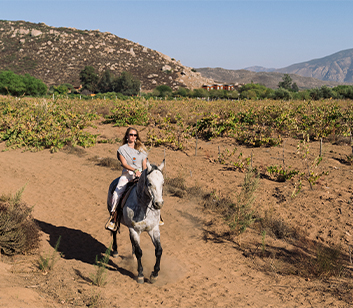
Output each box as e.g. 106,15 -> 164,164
122,127 -> 147,152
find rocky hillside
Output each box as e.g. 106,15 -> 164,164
0,20 -> 213,91
276,48 -> 353,83
196,67 -> 344,90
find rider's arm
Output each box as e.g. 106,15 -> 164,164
119,153 -> 142,177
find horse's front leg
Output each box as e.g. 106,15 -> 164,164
148,228 -> 163,283
111,231 -> 118,258
129,228 -> 144,284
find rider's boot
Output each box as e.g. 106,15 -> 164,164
107,192 -> 121,231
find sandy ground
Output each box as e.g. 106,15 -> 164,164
1,123 -> 353,308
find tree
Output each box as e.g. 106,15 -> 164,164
155,85 -> 172,97
291,82 -> 299,92
22,74 -> 47,96
61,83 -> 74,93
97,70 -> 113,93
309,88 -> 323,100
0,71 -> 47,96
112,72 -> 140,96
332,85 -> 353,99
278,74 -> 293,90
240,90 -> 257,100
320,85 -> 335,99
272,88 -> 292,100
53,85 -> 69,94
192,88 -> 209,98
0,71 -> 26,96
79,66 -> 99,93
174,87 -> 190,97
239,83 -> 270,99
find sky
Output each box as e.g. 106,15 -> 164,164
1,0 -> 353,70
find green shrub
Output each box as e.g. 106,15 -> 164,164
333,85 -> 353,99
112,71 -> 140,96
0,99 -> 98,151
0,70 -> 47,96
0,70 -> 26,96
80,66 -> 99,93
266,165 -> 299,182
240,90 -> 257,100
38,236 -> 62,272
97,69 -> 114,93
203,168 -> 259,235
22,73 -> 47,96
103,100 -> 149,126
272,88 -> 292,100
90,245 -> 111,287
239,83 -> 270,99
192,88 -> 209,98
155,85 -> 172,97
174,87 -> 190,97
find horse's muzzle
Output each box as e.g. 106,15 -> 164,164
153,201 -> 164,209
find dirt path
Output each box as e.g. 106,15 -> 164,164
1,125 -> 353,307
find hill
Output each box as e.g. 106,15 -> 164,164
195,67 -> 342,90
276,48 -> 353,83
0,20 -> 213,91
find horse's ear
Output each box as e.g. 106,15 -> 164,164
158,159 -> 165,171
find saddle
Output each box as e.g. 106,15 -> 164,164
106,178 -> 139,233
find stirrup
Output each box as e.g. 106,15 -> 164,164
105,216 -> 119,232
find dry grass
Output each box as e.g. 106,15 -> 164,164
61,145 -> 87,157
165,176 -> 203,199
255,210 -> 299,240
165,176 -> 187,198
88,156 -> 122,170
0,186 -> 40,256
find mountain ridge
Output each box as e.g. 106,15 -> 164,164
275,48 -> 353,83
197,49 -> 353,89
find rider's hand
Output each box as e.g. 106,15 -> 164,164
135,170 -> 142,177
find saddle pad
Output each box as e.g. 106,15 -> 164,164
120,181 -> 137,209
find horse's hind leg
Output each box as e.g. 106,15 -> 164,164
149,229 -> 163,283
129,229 -> 144,284
111,231 -> 118,258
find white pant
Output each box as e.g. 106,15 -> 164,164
111,169 -> 136,213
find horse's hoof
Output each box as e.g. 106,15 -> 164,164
137,276 -> 144,284
112,250 -> 118,258
150,273 -> 158,284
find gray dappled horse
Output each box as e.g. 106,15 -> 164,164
107,160 -> 165,284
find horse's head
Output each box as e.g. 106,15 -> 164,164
145,159 -> 165,209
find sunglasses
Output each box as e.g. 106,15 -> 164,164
129,134 -> 137,137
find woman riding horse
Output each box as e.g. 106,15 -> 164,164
107,127 -> 147,231
107,158 -> 166,284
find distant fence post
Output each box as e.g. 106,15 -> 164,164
195,134 -> 198,156
164,148 -> 167,178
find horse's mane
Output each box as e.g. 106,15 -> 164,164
146,164 -> 160,175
